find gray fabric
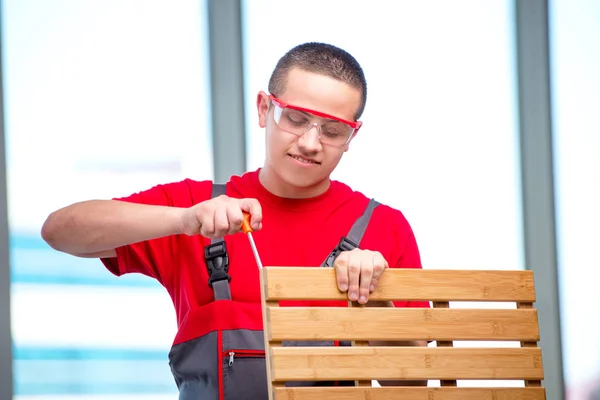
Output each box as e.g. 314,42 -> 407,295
212,279 -> 231,301
210,182 -> 227,198
169,329 -> 269,400
169,331 -> 219,400
222,329 -> 268,400
209,183 -> 231,301
222,329 -> 265,352
210,183 -> 227,247
346,198 -> 380,246
178,380 -> 218,400
222,352 -> 268,399
320,198 -> 380,267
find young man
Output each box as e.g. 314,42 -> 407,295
42,42 -> 428,398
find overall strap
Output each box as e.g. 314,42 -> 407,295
321,198 -> 380,268
204,183 -> 232,300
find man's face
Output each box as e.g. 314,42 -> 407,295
256,68 -> 362,195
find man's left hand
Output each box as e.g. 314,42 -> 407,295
333,248 -> 388,304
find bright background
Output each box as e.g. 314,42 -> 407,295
1,0 -> 598,398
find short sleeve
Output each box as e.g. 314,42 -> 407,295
100,179 -> 211,287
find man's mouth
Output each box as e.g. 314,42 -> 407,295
289,154 -> 320,165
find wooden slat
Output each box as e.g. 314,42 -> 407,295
349,301 -> 371,387
267,307 -> 540,342
518,302 -> 543,388
433,301 -> 457,387
273,387 -> 547,400
262,268 -> 536,302
270,347 -> 544,382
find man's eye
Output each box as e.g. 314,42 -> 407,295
322,124 -> 343,137
322,130 -> 342,138
287,114 -> 308,126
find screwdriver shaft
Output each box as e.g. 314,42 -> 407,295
246,232 -> 263,269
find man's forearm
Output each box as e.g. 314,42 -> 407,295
41,199 -> 184,256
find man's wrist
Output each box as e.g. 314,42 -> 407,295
169,207 -> 188,236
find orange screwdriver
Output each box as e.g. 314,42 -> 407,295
242,212 -> 263,270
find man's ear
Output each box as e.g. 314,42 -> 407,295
257,91 -> 270,128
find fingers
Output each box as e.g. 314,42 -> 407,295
239,198 -> 263,230
347,255 -> 361,303
194,195 -> 262,238
335,249 -> 389,305
370,252 -> 388,292
334,252 -> 349,293
358,256 -> 373,304
226,205 -> 244,235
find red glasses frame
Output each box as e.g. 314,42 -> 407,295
269,94 -> 361,130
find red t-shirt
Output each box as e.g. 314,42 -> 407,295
101,169 -> 429,330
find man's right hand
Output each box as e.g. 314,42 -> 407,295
41,195 -> 263,259
180,195 -> 263,239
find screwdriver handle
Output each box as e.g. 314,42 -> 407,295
241,212 -> 253,234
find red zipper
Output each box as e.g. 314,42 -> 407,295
222,349 -> 265,366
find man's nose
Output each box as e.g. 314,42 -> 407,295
297,123 -> 322,152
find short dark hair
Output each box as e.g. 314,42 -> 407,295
268,42 -> 367,120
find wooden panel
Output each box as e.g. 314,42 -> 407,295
273,387 -> 547,400
262,268 -> 536,302
267,307 -> 540,342
270,347 -> 544,382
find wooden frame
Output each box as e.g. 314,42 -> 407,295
260,267 -> 546,400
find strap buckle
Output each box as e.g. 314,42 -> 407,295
205,241 -> 231,287
323,236 -> 358,268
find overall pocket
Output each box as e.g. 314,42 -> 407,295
221,349 -> 268,400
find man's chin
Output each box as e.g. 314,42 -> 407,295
283,170 -> 330,192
